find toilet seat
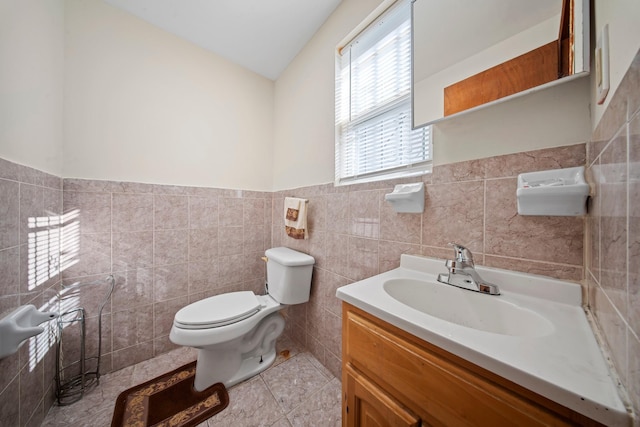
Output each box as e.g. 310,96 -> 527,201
174,291 -> 262,329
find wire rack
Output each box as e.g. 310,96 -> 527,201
54,275 -> 114,406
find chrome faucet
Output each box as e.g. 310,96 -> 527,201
437,243 -> 500,295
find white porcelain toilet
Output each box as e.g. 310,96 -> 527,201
169,247 -> 315,391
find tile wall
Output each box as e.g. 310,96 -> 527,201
587,48 -> 640,418
0,158 -> 62,427
59,180 -> 272,374
0,168 -> 274,426
273,142 -> 587,378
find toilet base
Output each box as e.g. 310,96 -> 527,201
192,311 -> 285,391
224,349 -> 277,388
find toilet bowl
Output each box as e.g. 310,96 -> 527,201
169,247 -> 314,391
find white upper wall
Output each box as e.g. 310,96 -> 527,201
591,0 -> 640,129
5,0 -> 636,190
63,0 -> 275,191
0,0 -> 65,176
272,0 -> 592,190
273,0 -> 386,190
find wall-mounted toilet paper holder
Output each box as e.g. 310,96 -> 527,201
384,182 -> 425,213
0,304 -> 58,359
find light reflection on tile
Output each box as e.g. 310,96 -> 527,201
585,48 -> 640,419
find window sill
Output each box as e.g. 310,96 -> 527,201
335,165 -> 432,187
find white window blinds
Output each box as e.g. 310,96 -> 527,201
335,0 -> 431,185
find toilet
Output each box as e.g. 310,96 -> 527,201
169,247 -> 315,391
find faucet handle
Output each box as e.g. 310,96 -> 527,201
449,242 -> 474,266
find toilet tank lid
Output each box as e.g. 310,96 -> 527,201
265,247 -> 315,266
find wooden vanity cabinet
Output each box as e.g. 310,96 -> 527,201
344,366 -> 420,427
341,303 -> 604,427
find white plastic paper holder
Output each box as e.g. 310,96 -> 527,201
516,166 -> 589,216
384,182 -> 425,213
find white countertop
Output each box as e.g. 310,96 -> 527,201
336,254 -> 630,426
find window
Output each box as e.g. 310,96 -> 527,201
335,0 -> 431,185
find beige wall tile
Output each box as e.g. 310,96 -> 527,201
432,158 -> 485,183
63,191 -> 111,234
111,341 -> 154,372
112,268 -> 154,310
586,50 -> 640,420
349,190 -> 380,239
628,334 -> 640,418
60,232 -> 112,279
153,229 -> 188,265
243,198 -> 265,226
484,144 -> 585,179
628,114 -> 640,336
378,240 -> 421,273
485,178 -> 583,266
484,256 -> 583,282
348,236 -> 378,281
423,180 -> 484,253
153,296 -> 188,339
188,196 -> 218,229
380,193 -> 422,244
153,194 -> 188,230
188,260 -> 219,294
112,231 -> 153,271
112,193 -> 153,232
154,263 -> 188,302
325,193 -> 350,234
0,179 -> 19,249
19,183 -> 44,245
219,197 -> 244,227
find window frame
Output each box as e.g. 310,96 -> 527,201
335,0 -> 432,186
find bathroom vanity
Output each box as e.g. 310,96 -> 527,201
342,303 -> 603,426
336,255 -> 630,426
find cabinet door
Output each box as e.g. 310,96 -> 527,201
344,365 -> 420,427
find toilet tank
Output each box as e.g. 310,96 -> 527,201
265,247 -> 315,304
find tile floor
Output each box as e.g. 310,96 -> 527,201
42,336 -> 342,426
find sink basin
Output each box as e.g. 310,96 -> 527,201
383,278 -> 554,337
